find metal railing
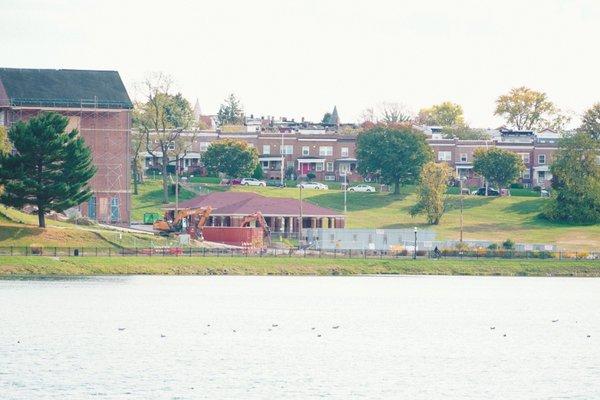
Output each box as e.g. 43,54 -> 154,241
0,246 -> 598,260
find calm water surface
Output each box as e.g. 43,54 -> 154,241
1,275 -> 599,399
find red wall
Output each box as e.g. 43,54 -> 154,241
202,227 -> 264,247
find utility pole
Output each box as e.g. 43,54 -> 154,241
299,185 -> 303,248
459,177 -> 464,245
280,131 -> 285,186
343,172 -> 347,213
175,159 -> 179,214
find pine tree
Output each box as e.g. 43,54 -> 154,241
0,112 -> 96,228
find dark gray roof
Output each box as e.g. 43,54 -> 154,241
0,68 -> 132,109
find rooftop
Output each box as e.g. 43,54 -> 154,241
168,191 -> 344,217
0,68 -> 132,109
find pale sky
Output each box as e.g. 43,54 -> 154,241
2,0 -> 599,127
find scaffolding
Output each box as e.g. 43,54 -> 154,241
6,98 -> 132,224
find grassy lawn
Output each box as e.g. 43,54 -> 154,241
131,177 -> 201,221
0,205 -> 172,249
1,256 -> 600,277
131,179 -> 600,250
229,185 -> 600,250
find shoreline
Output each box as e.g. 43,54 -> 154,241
2,256 -> 600,277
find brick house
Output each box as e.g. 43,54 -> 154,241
0,68 -> 132,224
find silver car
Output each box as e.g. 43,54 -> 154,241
348,184 -> 376,192
296,182 -> 329,190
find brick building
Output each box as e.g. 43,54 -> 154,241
0,68 -> 132,224
171,191 -> 345,235
145,126 -> 557,188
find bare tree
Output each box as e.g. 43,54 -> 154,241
134,73 -> 195,203
378,102 -> 413,124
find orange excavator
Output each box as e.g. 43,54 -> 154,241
241,211 -> 271,245
153,206 -> 213,238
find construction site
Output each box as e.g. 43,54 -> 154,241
148,191 -> 345,250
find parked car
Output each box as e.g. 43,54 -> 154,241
229,178 -> 243,185
241,178 -> 266,187
472,187 -> 500,196
348,184 -> 376,192
296,182 -> 329,190
540,189 -> 549,197
267,180 -> 286,188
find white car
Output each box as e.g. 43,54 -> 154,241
296,182 -> 329,190
348,184 -> 376,192
241,178 -> 266,187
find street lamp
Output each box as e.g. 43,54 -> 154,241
413,226 -> 418,259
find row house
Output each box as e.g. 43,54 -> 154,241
143,127 -> 558,188
143,130 -> 361,182
428,131 -> 557,188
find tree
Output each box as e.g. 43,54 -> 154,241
135,73 -> 195,203
543,132 -> 600,223
129,118 -> 145,196
379,102 -> 413,124
0,112 -> 96,228
0,126 -> 11,196
473,148 -> 524,194
321,112 -> 332,124
216,93 -> 243,126
417,101 -> 464,127
410,162 -> 453,224
494,87 -> 566,131
252,163 -> 264,179
580,103 -> 600,140
356,126 -> 433,194
202,139 -> 258,178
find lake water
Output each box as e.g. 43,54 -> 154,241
1,275 -> 599,399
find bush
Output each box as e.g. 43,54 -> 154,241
502,239 -> 515,250
510,183 -> 524,189
307,172 -> 316,181
487,243 -> 498,250
532,186 -> 542,192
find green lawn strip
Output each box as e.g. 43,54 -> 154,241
1,256 -> 600,277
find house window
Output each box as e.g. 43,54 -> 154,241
302,146 -> 310,156
326,162 -> 334,172
438,151 -> 452,161
519,153 -> 530,163
110,197 -> 120,222
341,147 -> 349,157
262,161 -> 269,168
339,164 -> 350,173
319,146 -> 333,156
0,110 -> 5,126
538,154 -> 546,164
316,163 -> 324,172
325,175 -> 335,181
168,142 -> 175,150
522,169 -> 530,180
88,196 -> 96,220
262,145 -> 271,155
199,142 -> 210,151
281,145 -> 293,155
459,153 -> 468,162
538,171 -> 547,181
